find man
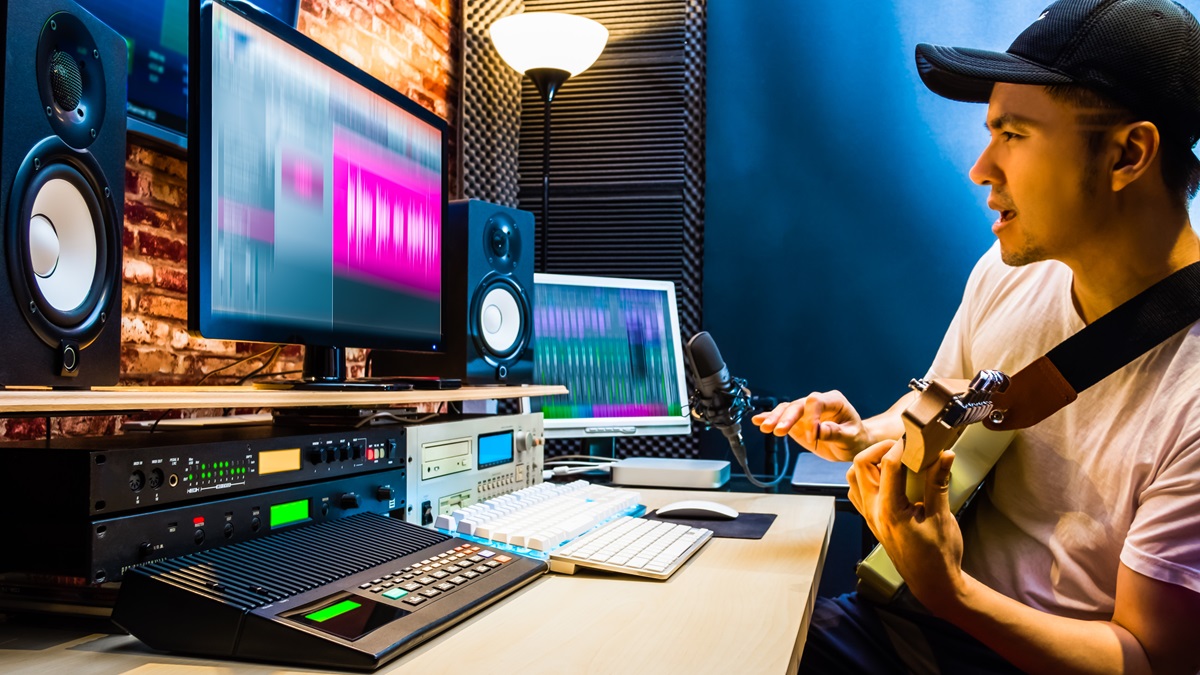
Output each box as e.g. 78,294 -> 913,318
753,1 -> 1200,673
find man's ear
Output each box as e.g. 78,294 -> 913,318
1110,121 -> 1160,193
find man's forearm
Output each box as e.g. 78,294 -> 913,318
859,391 -> 916,450
933,574 -> 1149,675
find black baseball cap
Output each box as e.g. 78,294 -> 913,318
915,0 -> 1200,145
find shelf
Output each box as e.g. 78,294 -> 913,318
0,384 -> 568,416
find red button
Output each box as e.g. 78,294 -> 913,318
495,555 -> 512,563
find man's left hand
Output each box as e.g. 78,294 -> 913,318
846,440 -> 965,614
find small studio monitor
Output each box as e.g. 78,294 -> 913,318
460,199 -> 534,384
0,0 -> 126,387
369,199 -> 534,385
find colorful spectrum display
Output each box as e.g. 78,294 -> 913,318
534,284 -> 684,420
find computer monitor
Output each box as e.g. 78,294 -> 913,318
189,0 -> 448,387
77,0 -> 301,151
530,273 -> 691,448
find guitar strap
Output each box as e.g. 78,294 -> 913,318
985,261 -> 1200,431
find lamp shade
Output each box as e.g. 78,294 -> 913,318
489,12 -> 609,78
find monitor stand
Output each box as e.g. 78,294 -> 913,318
254,346 -> 415,391
582,437 -> 617,458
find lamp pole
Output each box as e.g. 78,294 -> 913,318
526,68 -> 569,274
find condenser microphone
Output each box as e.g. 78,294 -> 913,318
685,331 -> 748,434
685,332 -> 786,488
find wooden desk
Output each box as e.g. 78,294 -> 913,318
0,384 -> 568,416
0,490 -> 834,675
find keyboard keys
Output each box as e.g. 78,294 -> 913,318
445,480 -> 711,580
548,518 -> 713,580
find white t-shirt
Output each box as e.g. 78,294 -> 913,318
926,243 -> 1200,620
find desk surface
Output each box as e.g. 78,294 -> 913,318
0,490 -> 834,675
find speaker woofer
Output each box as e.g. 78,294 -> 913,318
6,136 -> 117,348
36,11 -> 107,150
470,274 -> 531,363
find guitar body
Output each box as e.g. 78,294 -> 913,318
855,417 -> 1014,604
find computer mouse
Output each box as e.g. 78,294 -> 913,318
655,499 -> 739,521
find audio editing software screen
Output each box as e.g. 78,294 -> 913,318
205,3 -> 443,346
532,275 -> 689,436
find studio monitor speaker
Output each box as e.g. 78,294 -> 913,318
460,199 -> 533,384
0,0 -> 125,387
369,199 -> 534,385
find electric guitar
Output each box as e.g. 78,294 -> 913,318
854,370 -> 1014,604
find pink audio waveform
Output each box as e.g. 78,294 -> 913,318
218,198 -> 275,244
332,128 -> 441,296
281,151 -> 324,204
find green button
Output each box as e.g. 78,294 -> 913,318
382,588 -> 408,600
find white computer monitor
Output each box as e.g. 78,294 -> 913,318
529,273 -> 691,441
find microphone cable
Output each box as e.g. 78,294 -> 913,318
685,332 -> 789,489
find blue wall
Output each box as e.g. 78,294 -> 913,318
704,0 -> 1200,460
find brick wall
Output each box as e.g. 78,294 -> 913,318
0,0 -> 459,441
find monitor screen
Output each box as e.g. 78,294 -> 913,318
531,274 -> 690,439
77,0 -> 300,150
190,0 -> 448,377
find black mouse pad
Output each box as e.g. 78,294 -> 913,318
644,511 -> 777,539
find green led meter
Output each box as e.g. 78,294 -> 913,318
270,499 -> 310,528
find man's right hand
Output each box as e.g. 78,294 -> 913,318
751,391 -> 872,462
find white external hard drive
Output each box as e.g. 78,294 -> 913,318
610,457 -> 731,489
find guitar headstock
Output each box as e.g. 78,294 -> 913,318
898,370 -> 1009,473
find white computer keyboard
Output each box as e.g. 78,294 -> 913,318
432,480 -> 713,580
548,515 -> 712,580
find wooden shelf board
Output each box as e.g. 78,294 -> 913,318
0,384 -> 567,416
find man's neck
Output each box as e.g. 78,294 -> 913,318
1068,210 -> 1199,324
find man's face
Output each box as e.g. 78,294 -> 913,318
969,83 -> 1110,266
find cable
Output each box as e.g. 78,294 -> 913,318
543,460 -> 615,471
234,346 -> 284,385
726,434 -> 789,488
242,369 -> 301,384
196,344 -> 282,386
542,464 -> 614,481
353,411 -> 440,428
545,454 -> 621,464
146,408 -> 172,434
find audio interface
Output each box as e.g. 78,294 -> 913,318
403,413 -> 544,527
0,424 -> 404,518
2,468 -> 406,584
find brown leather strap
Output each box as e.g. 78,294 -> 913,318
984,355 -> 1078,431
